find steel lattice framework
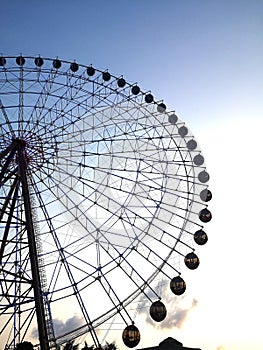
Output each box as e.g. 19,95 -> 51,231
0,56 -> 212,350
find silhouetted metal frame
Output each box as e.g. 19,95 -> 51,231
17,139 -> 49,350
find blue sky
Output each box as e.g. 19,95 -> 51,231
2,0 -> 262,125
1,1 -> 263,350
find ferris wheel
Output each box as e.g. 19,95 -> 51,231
0,56 -> 212,350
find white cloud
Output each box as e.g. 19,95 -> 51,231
53,315 -> 83,335
31,314 -> 83,339
137,284 -> 199,330
159,297 -> 198,330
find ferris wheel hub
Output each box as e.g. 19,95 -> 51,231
10,134 -> 45,169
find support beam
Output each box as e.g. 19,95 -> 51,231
0,178 -> 19,264
17,139 -> 49,350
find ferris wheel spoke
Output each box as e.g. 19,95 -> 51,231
72,173 -> 187,249
28,68 -> 63,119
33,160 -> 165,304
33,172 -> 98,237
101,241 -> 161,300
28,69 -> 119,141
49,77 -> 146,144
0,99 -> 15,138
27,81 -> 84,137
97,272 -> 134,325
30,172 -> 94,246
28,177 -> 101,346
18,64 -> 25,138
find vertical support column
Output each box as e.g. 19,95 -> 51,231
17,140 -> 49,350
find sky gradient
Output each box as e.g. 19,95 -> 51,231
1,1 -> 263,349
